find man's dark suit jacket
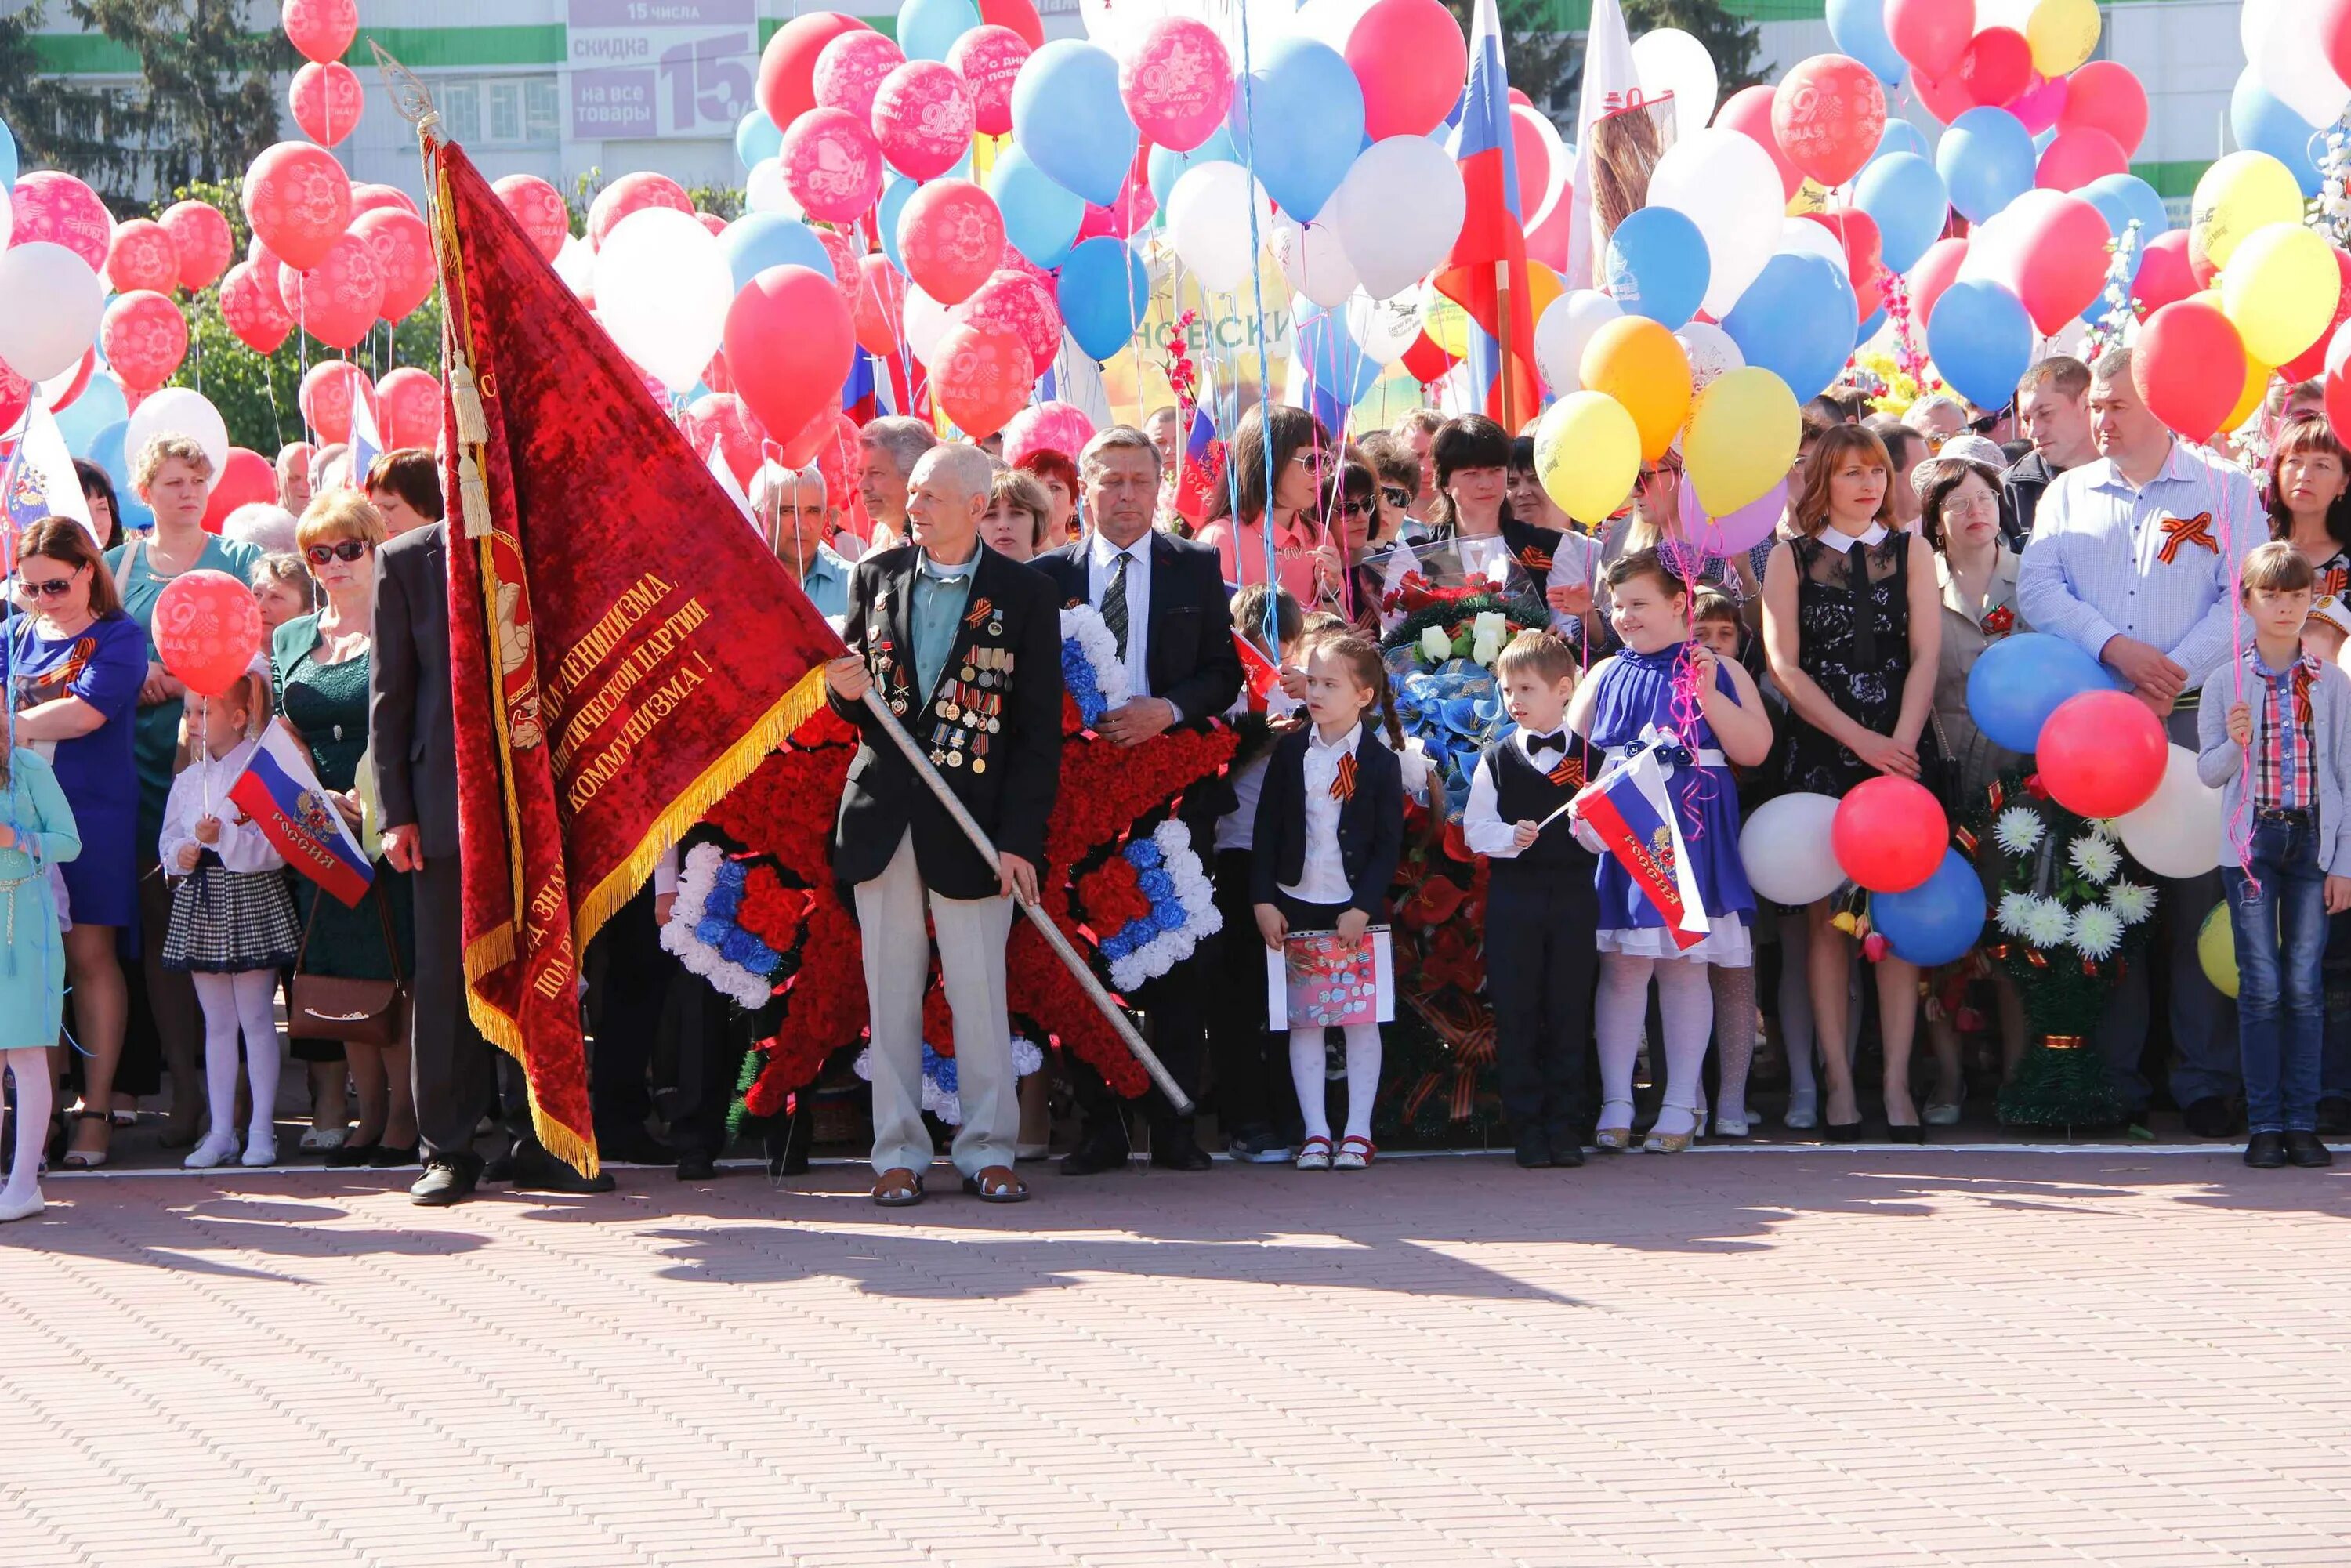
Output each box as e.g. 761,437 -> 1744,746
369,520 -> 459,860
1030,529 -> 1244,726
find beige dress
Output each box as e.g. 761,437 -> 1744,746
1931,545 -> 2030,816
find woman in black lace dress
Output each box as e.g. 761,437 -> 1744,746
1762,425 -> 1942,1143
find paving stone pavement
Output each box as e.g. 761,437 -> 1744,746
2,1149 -> 2347,1568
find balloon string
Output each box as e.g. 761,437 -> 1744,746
2223,487 -> 2260,898
1233,5 -> 1279,612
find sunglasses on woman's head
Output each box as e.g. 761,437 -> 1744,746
13,573 -> 78,601
304,539 -> 370,566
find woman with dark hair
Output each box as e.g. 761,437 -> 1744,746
73,460 -> 123,551
2268,415 -> 2351,599
1426,415 -> 1548,587
1196,404 -> 1330,603
1310,459 -> 1389,629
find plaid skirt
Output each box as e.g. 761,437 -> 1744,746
162,867 -> 302,974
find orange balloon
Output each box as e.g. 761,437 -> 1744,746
2226,358 -> 2274,434
1578,316 -> 1690,462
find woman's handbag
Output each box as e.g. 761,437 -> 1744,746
288,881 -> 408,1047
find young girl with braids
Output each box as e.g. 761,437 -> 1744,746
1251,634 -> 1406,1171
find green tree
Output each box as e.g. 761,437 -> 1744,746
1444,0 -> 1580,117
0,2 -> 122,180
1622,0 -> 1764,93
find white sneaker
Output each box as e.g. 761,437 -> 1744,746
0,1189 -> 43,1222
184,1130 -> 242,1169
1783,1088 -> 1819,1131
242,1130 -> 279,1168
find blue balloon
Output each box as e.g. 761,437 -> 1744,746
1147,128 -> 1238,211
87,421 -> 154,533
736,110 -> 782,171
1011,40 -> 1138,208
1927,279 -> 2033,410
0,116 -> 15,192
1853,152 -> 1950,274
1869,118 -> 1931,168
717,212 -> 831,295
1825,0 -> 1909,89
1226,36 -> 1365,222
897,0 -> 980,63
1858,305 -> 1886,343
1873,850 -> 1987,968
1722,252 -> 1857,402
878,174 -> 917,272
1295,299 -> 1381,406
1936,108 -> 2036,224
1964,632 -> 2111,754
55,371 -> 129,457
1603,206 -> 1710,331
1060,237 -> 1150,361
2230,68 -> 2325,199
2079,173 -> 2168,313
989,146 -> 1085,268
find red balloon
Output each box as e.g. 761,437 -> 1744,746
682,392 -> 768,487
855,253 -> 907,357
2035,126 -> 2127,193
1809,208 -> 1884,299
375,367 -> 443,449
281,0 -> 357,66
1400,330 -> 1456,384
2010,71 -> 2067,136
956,268 -> 1061,378
813,30 -> 907,121
701,346 -> 734,396
1346,0 -> 1468,141
2134,300 -> 2248,444
1510,105 -> 1550,222
2284,249 -> 2351,385
778,107 -> 884,224
1772,54 -> 1886,189
242,141 -> 352,271
949,26 -> 1031,138
2011,192 -> 2111,335
352,207 -> 436,322
348,183 -> 418,220
724,265 -> 855,459
929,319 -> 1034,440
2060,60 -> 2148,157
284,230 -> 385,351
1907,236 -> 1969,327
299,360 -> 378,445
2326,0 -> 2351,112
1714,85 -> 1800,201
201,448 -> 278,532
1885,0 -> 1972,79
1831,777 -> 1949,894
159,201 -> 233,292
100,291 -> 188,392
2036,690 -> 2167,818
47,353 -> 94,416
1909,67 -> 1976,127
107,219 -> 181,295
979,0 -> 1043,49
756,10 -> 873,131
11,170 -> 114,273
872,60 -> 975,182
587,171 -> 692,251
0,360 -> 28,436
695,210 -> 728,237
2325,324 -> 2351,445
897,179 -> 1005,306
153,570 -> 263,699
2133,230 -> 2197,319
289,60 -> 363,147
492,174 -> 571,264
815,226 -> 864,318
219,260 -> 294,354
1958,27 -> 2031,109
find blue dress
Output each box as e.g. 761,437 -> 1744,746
1585,643 -> 1755,963
0,749 -> 82,1051
9,613 -> 146,930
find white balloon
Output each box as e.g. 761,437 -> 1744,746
1777,217 -> 1846,269
0,195 -> 11,250
1976,0 -> 2035,30
903,281 -> 954,364
1533,289 -> 1621,395
1329,136 -> 1465,300
1631,28 -> 1718,131
2114,744 -> 2225,879
2243,0 -> 2350,129
124,388 -> 230,494
1649,128 -> 1785,320
744,157 -> 802,219
0,242 -> 104,383
1526,114 -> 1572,230
1295,0 -> 1377,53
1675,321 -> 1744,392
1740,791 -> 1846,907
1345,288 -> 1422,362
1165,161 -> 1272,295
1270,206 -> 1358,308
550,233 -> 595,299
595,208 -> 734,393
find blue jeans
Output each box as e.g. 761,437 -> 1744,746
2222,818 -> 2328,1135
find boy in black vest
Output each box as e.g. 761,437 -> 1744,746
1463,630 -> 1599,1168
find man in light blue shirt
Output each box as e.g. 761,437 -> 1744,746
2017,347 -> 2262,1133
753,462 -> 852,622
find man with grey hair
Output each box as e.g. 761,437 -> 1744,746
275,441 -> 316,513
824,440 -> 1065,1205
751,461 -> 851,618
1903,393 -> 1968,452
857,415 -> 938,551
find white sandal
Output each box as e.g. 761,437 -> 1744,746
1333,1135 -> 1375,1171
1295,1135 -> 1332,1171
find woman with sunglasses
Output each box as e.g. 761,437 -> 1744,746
9,517 -> 149,1170
272,491 -> 417,1168
1309,459 -> 1394,631
1196,404 -> 1331,603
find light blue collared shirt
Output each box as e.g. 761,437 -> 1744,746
909,550 -> 976,701
799,545 -> 852,621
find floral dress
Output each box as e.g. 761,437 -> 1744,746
1779,526 -> 1916,798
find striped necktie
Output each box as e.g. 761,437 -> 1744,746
1103,549 -> 1131,659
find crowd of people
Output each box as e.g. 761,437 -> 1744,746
2,343 -> 2346,1220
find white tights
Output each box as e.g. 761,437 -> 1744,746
1596,953 -> 1713,1139
1289,1023 -> 1382,1145
191,970 -> 282,1146
3,1048 -> 50,1205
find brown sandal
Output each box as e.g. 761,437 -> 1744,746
962,1165 -> 1029,1203
871,1168 -> 925,1207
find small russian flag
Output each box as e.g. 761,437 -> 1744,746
348,384 -> 386,486
1570,744 -> 1709,948
228,727 -> 376,908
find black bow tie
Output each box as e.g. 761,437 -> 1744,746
1526,732 -> 1567,759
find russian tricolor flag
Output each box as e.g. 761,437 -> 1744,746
229,727 -> 375,908
1433,0 -> 1541,426
1570,745 -> 1710,949
349,385 -> 386,487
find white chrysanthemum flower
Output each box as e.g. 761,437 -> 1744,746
1996,890 -> 2038,938
2022,897 -> 2073,948
2070,904 -> 2123,961
1994,807 -> 2044,856
2068,833 -> 2121,885
2106,880 -> 2155,926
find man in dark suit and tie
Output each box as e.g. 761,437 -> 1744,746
1032,425 -> 1244,1174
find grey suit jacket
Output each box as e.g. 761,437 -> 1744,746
369,520 -> 461,860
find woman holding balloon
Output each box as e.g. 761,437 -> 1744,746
1762,425 -> 1943,1142
2267,416 -> 2351,602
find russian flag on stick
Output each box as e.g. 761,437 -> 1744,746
349,381 -> 386,487
228,727 -> 375,908
1433,0 -> 1541,429
1233,629 -> 1283,711
1567,743 -> 1709,949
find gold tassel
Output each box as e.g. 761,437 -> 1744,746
455,447 -> 494,541
449,359 -> 490,445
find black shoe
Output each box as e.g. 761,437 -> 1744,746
676,1149 -> 718,1181
325,1141 -> 380,1169
368,1141 -> 419,1168
1887,1124 -> 1926,1145
481,1153 -> 516,1183
509,1147 -> 617,1193
2286,1131 -> 2335,1168
1226,1124 -> 1293,1164
2184,1096 -> 2238,1139
596,1126 -> 673,1166
2317,1098 -> 2350,1137
1824,1120 -> 1864,1143
1513,1132 -> 1552,1169
1150,1135 -> 1215,1171
2244,1132 -> 2288,1168
1058,1137 -> 1129,1176
411,1157 -> 481,1206
1551,1141 -> 1586,1168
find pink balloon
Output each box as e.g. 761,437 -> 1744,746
1958,27 -> 2031,110
815,226 -> 864,317
352,207 -> 436,323
493,173 -> 572,263
897,179 -> 1005,306
2035,126 -> 2127,193
11,170 -> 114,273
949,25 -> 1031,139
0,360 -> 29,436
1346,0 -> 1468,141
696,210 -> 728,237
2059,60 -> 2148,158
2134,230 -> 2197,318
930,319 -> 1034,440
375,366 -> 443,449
1675,476 -> 1786,559
107,219 -> 182,295
587,171 -> 692,250
872,61 -> 975,181
778,107 -> 885,224
1002,401 -> 1096,468
1120,17 -> 1233,153
289,60 -> 363,146
812,29 -> 906,122
219,260 -> 294,354
242,142 -> 352,272
1907,237 -> 1969,327
2011,191 -> 2112,335
955,268 -> 1061,378
996,241 -> 1053,289
854,253 -> 907,357
682,392 -> 769,487
2010,72 -> 2067,136
1077,146 -> 1156,243
1772,54 -> 1886,189
160,201 -> 234,292
100,292 -> 188,393
1510,104 -> 1551,223
724,265 -> 856,454
47,353 -> 94,417
1715,85 -> 1800,200
281,0 -> 357,67
1911,66 -> 1976,127
202,449 -> 278,532
283,230 -> 384,349
299,360 -> 378,445
153,570 -> 263,699
1885,0 -> 1972,80
347,183 -> 419,219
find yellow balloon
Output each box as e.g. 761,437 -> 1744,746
1521,263 -> 1566,334
1683,368 -> 1801,516
1534,391 -> 1642,526
2198,904 -> 2238,1001
1419,281 -> 1470,357
1788,179 -> 1828,218
2226,359 -> 2275,435
1579,317 -> 1690,462
2025,0 -> 2100,78
2191,152 -> 2305,277
2222,223 -> 2343,368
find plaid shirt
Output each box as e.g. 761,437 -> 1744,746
2249,647 -> 2320,813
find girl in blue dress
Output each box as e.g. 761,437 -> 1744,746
0,746 -> 82,1222
1567,550 -> 1773,1153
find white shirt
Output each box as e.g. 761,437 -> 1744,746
1462,728 -> 1572,858
1087,530 -> 1154,702
1281,722 -> 1361,905
158,738 -> 286,875
1814,520 -> 1889,553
